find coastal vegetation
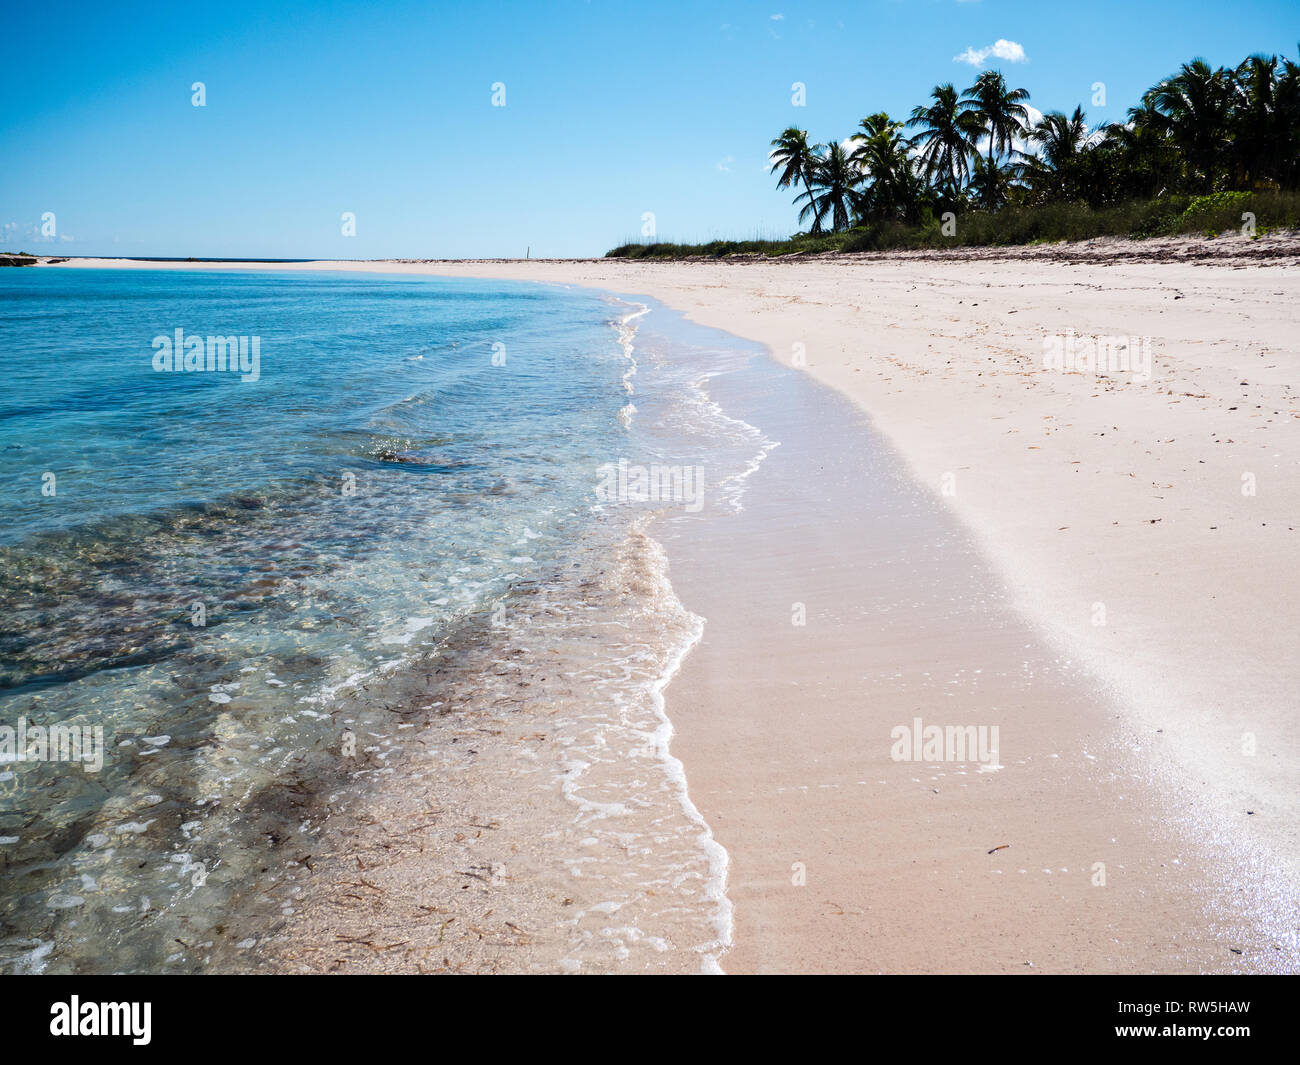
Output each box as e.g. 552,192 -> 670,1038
608,51 -> 1300,257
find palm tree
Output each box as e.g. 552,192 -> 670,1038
907,84 -> 982,197
960,70 -> 1031,205
1125,93 -> 1170,139
1091,94 -> 1180,200
770,127 -> 825,233
1115,93 -> 1177,167
758,45 -> 1300,237
1230,54 -> 1300,189
1021,106 -> 1090,198
849,112 -> 918,221
1233,55 -> 1277,188
967,154 -> 1018,211
1028,106 -> 1090,170
1150,59 -> 1235,191
1273,56 -> 1300,188
795,142 -> 859,232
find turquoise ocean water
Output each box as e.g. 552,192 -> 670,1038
0,267 -> 774,973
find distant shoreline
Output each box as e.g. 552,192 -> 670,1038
28,229 -> 1300,269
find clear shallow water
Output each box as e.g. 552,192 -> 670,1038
1,271 -> 628,694
0,268 -> 774,973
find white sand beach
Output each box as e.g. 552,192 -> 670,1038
47,242 -> 1300,972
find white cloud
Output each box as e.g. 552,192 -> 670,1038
954,38 -> 1027,66
770,13 -> 784,20
716,156 -> 734,172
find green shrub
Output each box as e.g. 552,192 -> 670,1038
1181,191 -> 1251,223
1128,196 -> 1190,238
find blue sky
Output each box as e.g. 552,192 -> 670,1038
2,0 -> 1296,258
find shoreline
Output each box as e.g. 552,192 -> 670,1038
44,251 -> 1300,971
26,227 -> 1300,268
243,299 -> 754,974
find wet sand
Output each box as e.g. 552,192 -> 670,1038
656,345 -> 1296,972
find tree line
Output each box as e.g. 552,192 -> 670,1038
769,53 -> 1300,233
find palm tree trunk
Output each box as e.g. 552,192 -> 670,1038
803,176 -> 821,233
987,136 -> 995,207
